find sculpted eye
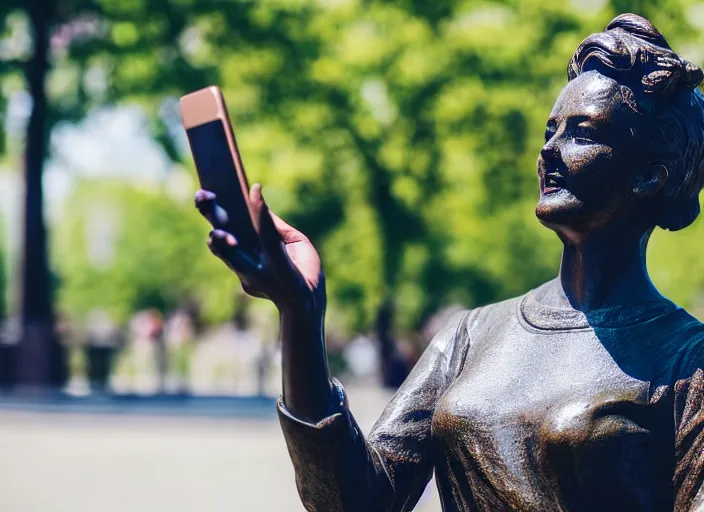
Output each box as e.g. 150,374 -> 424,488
545,126 -> 556,143
573,125 -> 597,142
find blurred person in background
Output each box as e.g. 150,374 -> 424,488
263,341 -> 282,397
343,332 -> 378,383
110,309 -> 164,395
422,305 -> 467,343
397,335 -> 423,370
188,295 -> 266,396
83,309 -> 121,394
375,300 -> 410,389
163,306 -> 198,394
325,330 -> 348,381
0,341 -> 14,391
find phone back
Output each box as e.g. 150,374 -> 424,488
180,87 -> 260,253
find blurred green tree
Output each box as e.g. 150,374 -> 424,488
54,180 -> 237,325
2,0 -> 704,363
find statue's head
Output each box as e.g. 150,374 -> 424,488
536,14 -> 704,238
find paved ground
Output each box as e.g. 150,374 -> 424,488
0,386 -> 442,512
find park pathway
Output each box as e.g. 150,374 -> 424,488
0,385 -> 442,512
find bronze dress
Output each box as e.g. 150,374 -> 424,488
278,279 -> 704,511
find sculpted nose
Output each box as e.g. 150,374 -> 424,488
540,143 -> 561,162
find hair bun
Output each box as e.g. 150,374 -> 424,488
601,14 -> 702,95
684,61 -> 704,89
606,13 -> 671,49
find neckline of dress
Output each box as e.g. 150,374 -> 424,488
519,280 -> 679,331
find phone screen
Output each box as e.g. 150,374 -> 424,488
186,119 -> 260,252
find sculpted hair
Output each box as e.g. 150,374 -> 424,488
568,13 -> 704,231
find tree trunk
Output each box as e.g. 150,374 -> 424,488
16,0 -> 64,389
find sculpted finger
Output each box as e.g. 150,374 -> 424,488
208,229 -> 259,273
250,184 -> 288,260
195,189 -> 216,216
207,229 -> 236,261
195,190 -> 229,228
209,228 -> 237,248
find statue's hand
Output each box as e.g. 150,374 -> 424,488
195,185 -> 323,312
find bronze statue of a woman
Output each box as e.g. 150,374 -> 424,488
195,14 -> 704,511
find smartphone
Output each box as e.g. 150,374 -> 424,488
179,86 -> 260,253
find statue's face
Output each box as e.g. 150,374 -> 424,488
536,71 -> 643,236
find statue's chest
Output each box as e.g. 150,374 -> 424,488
430,315 -> 676,511
432,319 -> 670,456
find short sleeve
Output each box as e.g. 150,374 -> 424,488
674,342 -> 704,512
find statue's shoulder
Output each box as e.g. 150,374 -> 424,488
670,308 -> 704,378
465,291 -> 529,332
473,295 -> 524,316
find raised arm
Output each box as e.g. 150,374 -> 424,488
195,185 -> 334,422
277,308 -> 470,511
195,185 -> 470,510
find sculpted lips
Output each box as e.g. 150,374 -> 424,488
543,172 -> 566,194
539,161 -> 567,195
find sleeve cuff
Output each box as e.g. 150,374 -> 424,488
277,377 -> 351,435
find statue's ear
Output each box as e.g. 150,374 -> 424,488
633,164 -> 668,197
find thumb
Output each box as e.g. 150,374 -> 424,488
250,184 -> 287,256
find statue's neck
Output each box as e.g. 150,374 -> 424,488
550,227 -> 663,312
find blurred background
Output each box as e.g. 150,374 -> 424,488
1,0 -> 704,510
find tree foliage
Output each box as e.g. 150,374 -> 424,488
3,0 -> 704,334
53,180 -> 237,325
